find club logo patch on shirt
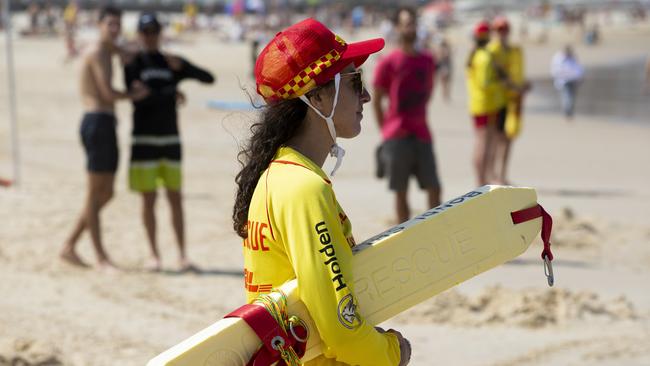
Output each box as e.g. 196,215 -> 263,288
337,294 -> 361,329
140,68 -> 173,81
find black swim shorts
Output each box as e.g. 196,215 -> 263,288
80,112 -> 118,173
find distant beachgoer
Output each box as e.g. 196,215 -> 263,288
415,19 -> 433,51
379,13 -> 395,43
488,16 -> 531,185
183,0 -> 198,31
250,38 -> 260,78
0,177 -> 11,188
373,7 -> 440,223
436,39 -> 452,102
519,16 -> 529,41
27,2 -> 40,35
584,24 -> 600,45
479,23 -> 510,185
466,21 -> 502,186
124,13 -> 215,272
61,6 -> 149,270
63,0 -> 79,60
351,5 -> 365,32
644,56 -> 650,94
43,1 -> 57,35
249,23 -> 270,78
551,45 -> 584,120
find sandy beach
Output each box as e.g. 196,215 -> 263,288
1,13 -> 650,366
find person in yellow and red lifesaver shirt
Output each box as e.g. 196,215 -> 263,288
487,16 -> 531,185
466,21 -> 503,186
232,18 -> 411,366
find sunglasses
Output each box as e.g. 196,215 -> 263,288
340,69 -> 364,96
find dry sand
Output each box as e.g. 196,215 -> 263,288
1,15 -> 650,366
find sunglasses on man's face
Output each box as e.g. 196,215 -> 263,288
340,69 -> 364,96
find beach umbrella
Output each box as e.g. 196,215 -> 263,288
2,0 -> 19,187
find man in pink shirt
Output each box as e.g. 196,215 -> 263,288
373,7 -> 441,223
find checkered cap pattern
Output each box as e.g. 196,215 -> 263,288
255,19 -> 350,103
275,49 -> 342,99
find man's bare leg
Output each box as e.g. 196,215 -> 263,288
142,191 -> 161,271
61,173 -> 116,269
492,132 -> 510,184
86,173 -> 116,270
61,173 -> 114,268
497,137 -> 512,185
484,122 -> 498,185
473,127 -> 488,186
474,122 -> 498,186
167,189 -> 194,271
426,186 -> 441,209
395,190 -> 410,224
61,212 -> 90,267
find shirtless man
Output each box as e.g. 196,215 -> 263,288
60,5 -> 148,270
63,0 -> 79,60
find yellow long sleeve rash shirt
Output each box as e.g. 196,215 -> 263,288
243,146 -> 401,366
466,48 -> 503,115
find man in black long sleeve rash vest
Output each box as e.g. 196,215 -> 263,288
124,12 -> 214,271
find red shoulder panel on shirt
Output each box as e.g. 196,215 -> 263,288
271,160 -> 331,184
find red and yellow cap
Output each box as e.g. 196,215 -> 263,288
255,18 -> 384,103
473,21 -> 491,40
492,16 -> 510,33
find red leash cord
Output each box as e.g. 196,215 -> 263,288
511,204 -> 555,286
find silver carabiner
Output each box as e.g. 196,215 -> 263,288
289,318 -> 309,343
543,255 -> 554,287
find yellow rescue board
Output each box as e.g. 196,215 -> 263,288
148,185 -> 542,366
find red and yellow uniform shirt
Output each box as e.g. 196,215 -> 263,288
243,146 -> 401,366
488,41 -> 526,137
466,48 -> 502,115
488,41 -> 524,100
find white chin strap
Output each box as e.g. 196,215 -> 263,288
299,73 -> 345,176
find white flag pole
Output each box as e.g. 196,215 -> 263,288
3,0 -> 20,187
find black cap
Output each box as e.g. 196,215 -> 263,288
138,12 -> 161,33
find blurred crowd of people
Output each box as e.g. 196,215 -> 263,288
1,1 -> 647,269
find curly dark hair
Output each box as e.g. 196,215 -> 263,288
232,98 -> 308,238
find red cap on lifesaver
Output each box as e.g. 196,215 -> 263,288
493,16 -> 510,33
473,21 -> 491,40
